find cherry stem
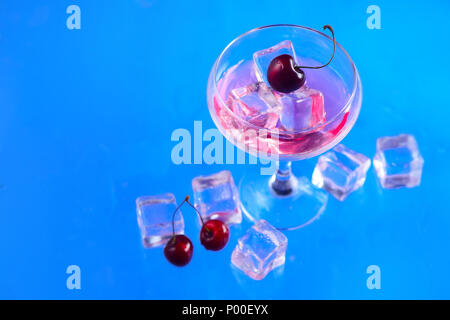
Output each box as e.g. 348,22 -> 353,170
170,196 -> 206,239
185,198 -> 207,228
296,25 -> 336,70
170,196 -> 188,240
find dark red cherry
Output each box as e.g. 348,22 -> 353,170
267,54 -> 305,93
200,219 -> 230,251
164,235 -> 193,267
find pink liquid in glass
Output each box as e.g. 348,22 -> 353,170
212,58 -> 354,160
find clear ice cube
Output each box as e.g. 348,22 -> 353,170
279,86 -> 326,131
312,144 -> 371,201
230,82 -> 281,129
247,112 -> 279,129
231,219 -> 288,280
231,82 -> 279,115
252,40 -> 326,131
136,193 -> 184,248
373,134 -> 424,189
192,170 -> 242,225
253,40 -> 299,84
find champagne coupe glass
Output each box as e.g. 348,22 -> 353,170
207,25 -> 362,230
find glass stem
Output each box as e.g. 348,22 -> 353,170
270,161 -> 297,196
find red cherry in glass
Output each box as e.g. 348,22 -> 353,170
164,235 -> 193,267
267,54 -> 306,93
200,219 -> 230,251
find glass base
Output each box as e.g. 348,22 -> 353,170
239,167 -> 328,230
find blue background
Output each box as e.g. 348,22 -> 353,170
1,0 -> 449,299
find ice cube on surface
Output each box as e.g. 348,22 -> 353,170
253,40 -> 299,85
231,219 -> 288,280
373,134 -> 424,189
136,193 -> 184,248
312,144 -> 371,201
279,86 -> 325,131
192,170 -> 242,225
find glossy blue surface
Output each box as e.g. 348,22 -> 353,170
1,0 -> 449,299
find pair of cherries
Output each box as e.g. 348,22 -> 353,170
164,196 -> 230,267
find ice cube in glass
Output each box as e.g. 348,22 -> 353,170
136,193 -> 184,248
278,86 -> 325,131
312,144 -> 371,201
192,170 -> 242,225
373,134 -> 424,189
253,40 -> 299,85
231,219 -> 288,280
230,82 -> 280,129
